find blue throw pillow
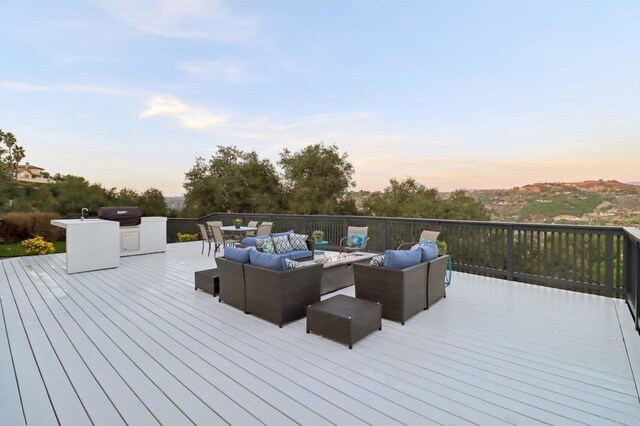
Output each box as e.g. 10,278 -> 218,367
417,241 -> 438,262
270,230 -> 294,238
249,250 -> 287,271
242,234 -> 270,247
348,233 -> 366,248
224,247 -> 252,264
383,249 -> 422,270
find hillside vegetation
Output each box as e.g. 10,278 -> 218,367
472,180 -> 640,225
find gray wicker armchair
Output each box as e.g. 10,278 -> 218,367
216,258 -> 248,313
426,255 -> 449,308
244,263 -> 323,327
353,262 -> 428,325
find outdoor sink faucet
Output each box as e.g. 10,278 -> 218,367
81,208 -> 88,221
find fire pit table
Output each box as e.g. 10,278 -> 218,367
301,251 -> 379,294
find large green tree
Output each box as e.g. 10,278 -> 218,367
279,143 -> 357,214
138,188 -> 168,216
362,178 -> 440,218
0,129 -> 26,181
183,146 -> 284,216
362,178 -> 491,220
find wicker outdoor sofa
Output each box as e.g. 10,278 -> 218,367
217,256 -> 323,327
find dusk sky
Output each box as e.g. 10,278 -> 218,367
1,0 -> 638,196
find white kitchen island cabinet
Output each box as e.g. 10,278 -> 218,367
51,219 -> 120,274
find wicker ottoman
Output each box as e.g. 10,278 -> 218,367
307,294 -> 381,349
194,268 -> 219,296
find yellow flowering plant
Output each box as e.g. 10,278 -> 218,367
21,235 -> 56,255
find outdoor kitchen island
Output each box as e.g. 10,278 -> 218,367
51,210 -> 167,274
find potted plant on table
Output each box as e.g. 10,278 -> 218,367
233,218 -> 243,229
311,230 -> 324,242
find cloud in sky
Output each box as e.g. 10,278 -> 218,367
178,58 -> 263,82
139,94 -> 227,129
93,0 -> 261,42
0,81 -> 133,96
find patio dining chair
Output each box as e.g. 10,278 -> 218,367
255,223 -> 273,237
197,223 -> 216,256
244,220 -> 260,237
339,226 -> 370,252
210,225 -> 236,256
206,220 -> 223,231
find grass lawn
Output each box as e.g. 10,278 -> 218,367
0,241 -> 66,258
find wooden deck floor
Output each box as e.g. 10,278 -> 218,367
1,241 -> 639,425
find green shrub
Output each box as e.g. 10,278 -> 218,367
0,212 -> 64,243
21,235 -> 56,255
437,240 -> 448,255
177,232 -> 198,242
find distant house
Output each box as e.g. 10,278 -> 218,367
16,163 -> 54,184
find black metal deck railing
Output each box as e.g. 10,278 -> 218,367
168,213 -> 640,318
624,227 -> 640,333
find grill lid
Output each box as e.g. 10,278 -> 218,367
98,207 -> 142,226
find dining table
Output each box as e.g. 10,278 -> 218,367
220,225 -> 258,241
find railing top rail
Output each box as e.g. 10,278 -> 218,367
189,212 -> 625,233
624,227 -> 640,244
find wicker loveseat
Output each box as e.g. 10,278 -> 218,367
244,262 -> 322,327
216,248 -> 322,327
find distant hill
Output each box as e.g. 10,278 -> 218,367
628,181 -> 640,186
470,180 -> 640,226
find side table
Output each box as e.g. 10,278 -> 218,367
194,268 -> 219,296
307,294 -> 381,349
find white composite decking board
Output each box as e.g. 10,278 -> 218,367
2,261 -> 91,425
38,255 -> 358,426
26,256 -> 233,426
125,254 -> 543,425
78,268 -> 353,426
0,289 -> 26,426
0,241 -> 638,426
91,256 -> 414,426
10,257 -> 126,426
19,257 -> 198,426
138,253 -> 636,424
112,257 -> 477,426
19,256 -> 161,425
39,257 -> 298,426
0,263 -> 57,425
119,249 -> 640,425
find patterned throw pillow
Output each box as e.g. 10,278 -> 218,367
288,233 -> 308,251
272,235 -> 294,253
285,258 -> 304,270
348,233 -> 366,248
257,237 -> 276,254
369,254 -> 384,267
